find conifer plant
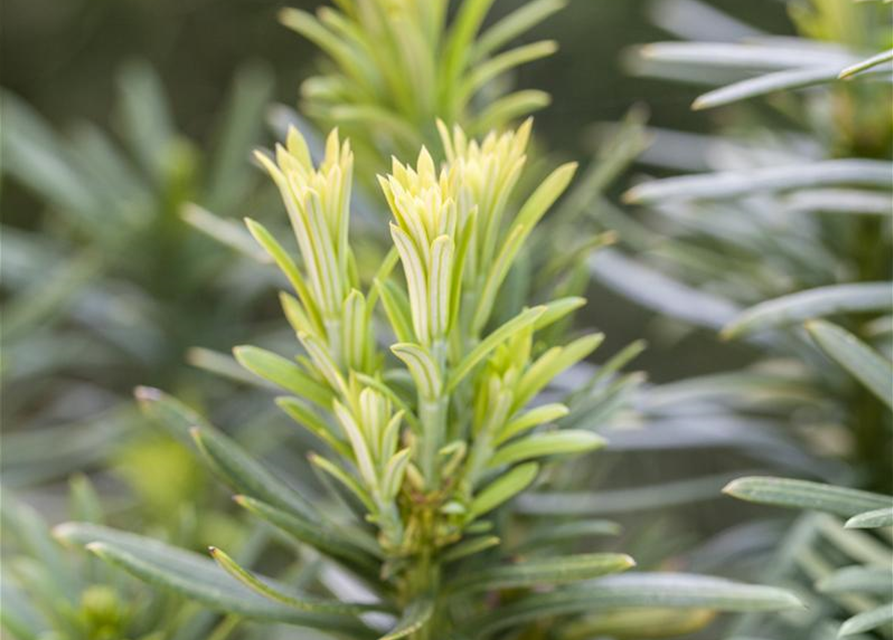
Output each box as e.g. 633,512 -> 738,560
57,120 -> 802,639
233,120 -> 610,633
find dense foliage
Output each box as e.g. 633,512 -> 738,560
1,1 -> 890,639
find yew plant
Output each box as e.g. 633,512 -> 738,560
237,120 -> 609,627
55,119 -> 803,639
280,0 -> 562,169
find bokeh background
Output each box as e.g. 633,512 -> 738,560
2,0 -> 796,383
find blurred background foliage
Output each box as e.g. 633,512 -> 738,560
2,0 -> 798,380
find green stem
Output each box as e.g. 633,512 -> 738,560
852,215 -> 892,492
405,547 -> 440,640
419,395 -> 448,489
418,340 -> 449,489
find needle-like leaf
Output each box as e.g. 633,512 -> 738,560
723,476 -> 891,517
845,506 -> 893,529
468,462 -> 539,520
209,546 -> 387,615
53,523 -> 376,635
190,426 -> 319,521
805,320 -> 893,410
488,430 -> 606,468
446,553 -> 634,593
722,283 -> 893,338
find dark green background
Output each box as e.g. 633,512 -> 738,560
2,0 -> 792,150
1,0 -> 795,380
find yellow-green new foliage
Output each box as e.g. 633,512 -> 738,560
246,121 -> 599,568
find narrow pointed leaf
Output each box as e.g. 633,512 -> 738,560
534,297 -> 586,330
117,61 -> 174,182
474,0 -> 566,60
515,519 -> 622,552
234,495 -> 381,574
693,65 -> 841,110
839,48 -> 893,79
463,572 -> 802,635
624,160 -> 893,204
447,553 -> 634,593
515,334 -> 604,408
469,462 -> 539,520
805,320 -> 893,410
473,89 -> 551,134
182,203 -> 269,261
391,343 -> 442,400
376,278 -> 415,344
191,426 -> 319,521
206,61 -> 274,210
187,347 -> 265,387
245,218 -> 321,334
723,476 -> 891,518
846,506 -> 893,529
498,403 -> 569,444
441,536 -> 501,563
309,453 -> 376,513
135,386 -> 212,446
637,42 -> 851,70
723,283 -> 893,338
276,396 -> 350,457
488,430 -> 605,468
839,604 -> 893,637
380,595 -> 434,640
449,306 -> 546,392
818,566 -> 893,595
209,546 -> 386,615
558,607 -> 716,639
53,523 -> 374,635
234,346 -> 333,408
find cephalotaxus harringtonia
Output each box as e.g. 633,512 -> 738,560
62,117 -> 803,639
93,115 -> 800,639
233,120 -> 608,626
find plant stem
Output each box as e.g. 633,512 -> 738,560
419,339 -> 449,489
405,544 -> 440,640
420,395 -> 448,489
